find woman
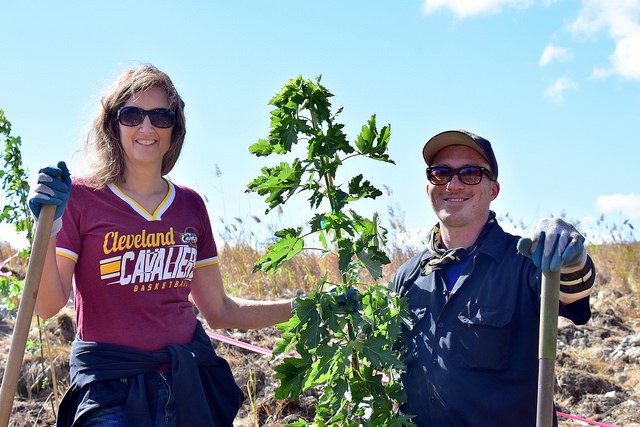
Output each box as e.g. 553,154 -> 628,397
29,64 -> 293,426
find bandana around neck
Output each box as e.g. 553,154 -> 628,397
422,211 -> 497,276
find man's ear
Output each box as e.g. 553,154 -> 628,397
490,181 -> 500,200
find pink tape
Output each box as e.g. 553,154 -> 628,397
557,411 -> 618,427
206,331 -> 273,356
0,253 -> 19,277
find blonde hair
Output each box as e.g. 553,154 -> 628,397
77,64 -> 186,188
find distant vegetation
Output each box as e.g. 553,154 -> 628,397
2,224 -> 637,317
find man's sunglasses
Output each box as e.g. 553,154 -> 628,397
117,106 -> 176,129
426,166 -> 496,186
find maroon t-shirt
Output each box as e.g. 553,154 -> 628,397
56,179 -> 218,351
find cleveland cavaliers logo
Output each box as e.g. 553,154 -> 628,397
180,227 -> 198,247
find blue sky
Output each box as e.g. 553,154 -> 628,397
1,0 -> 639,249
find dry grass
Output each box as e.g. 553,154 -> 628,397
588,242 -> 640,320
217,239 -> 640,307
218,243 -> 343,299
217,241 -> 418,301
1,225 -> 639,426
2,232 -> 638,319
2,233 -> 638,323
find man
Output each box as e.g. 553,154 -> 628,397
393,130 -> 595,426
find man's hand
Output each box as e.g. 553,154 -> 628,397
517,217 -> 586,273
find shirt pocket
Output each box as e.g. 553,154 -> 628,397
454,305 -> 514,370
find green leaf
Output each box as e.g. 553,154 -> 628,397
331,188 -> 350,212
354,115 -> 395,164
274,357 -> 308,399
270,76 -> 304,108
347,174 -> 383,201
253,228 -> 304,271
320,375 -> 349,414
307,123 -> 353,160
309,213 -> 326,233
248,138 -> 274,156
337,238 -> 355,273
305,344 -> 337,387
361,336 -> 404,370
303,174 -> 325,209
356,248 -> 383,279
303,76 -> 333,123
268,109 -> 307,153
246,161 -> 303,212
0,110 -> 33,315
295,299 -> 322,353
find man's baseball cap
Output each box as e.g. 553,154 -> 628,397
422,130 -> 499,178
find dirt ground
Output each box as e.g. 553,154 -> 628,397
1,297 -> 639,426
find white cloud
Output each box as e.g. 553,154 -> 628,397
421,0 -> 640,79
609,32 -> 640,79
569,0 -> 640,80
596,193 -> 640,219
543,77 -> 578,103
539,44 -> 571,67
581,193 -> 640,242
421,0 -> 532,17
590,66 -> 612,79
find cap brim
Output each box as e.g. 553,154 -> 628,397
423,130 -> 488,165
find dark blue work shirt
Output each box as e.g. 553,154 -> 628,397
393,222 -> 591,427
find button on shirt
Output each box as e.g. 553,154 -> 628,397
393,222 -> 591,427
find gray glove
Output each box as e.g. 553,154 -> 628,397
517,217 -> 586,273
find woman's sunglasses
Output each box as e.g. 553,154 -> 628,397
117,106 -> 176,129
426,166 -> 496,186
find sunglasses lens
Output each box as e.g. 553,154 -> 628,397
149,109 -> 175,128
459,167 -> 483,185
427,167 -> 452,185
117,107 -> 175,128
118,107 -> 144,126
427,166 -> 490,185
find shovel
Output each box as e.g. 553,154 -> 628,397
0,204 -> 56,427
536,270 -> 561,427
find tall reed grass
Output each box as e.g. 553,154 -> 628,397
587,242 -> 640,320
1,213 -> 638,318
212,209 -> 639,328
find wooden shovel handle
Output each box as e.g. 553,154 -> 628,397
536,270 -> 561,427
0,204 -> 56,427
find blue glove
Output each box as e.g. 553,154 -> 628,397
28,161 -> 72,221
517,217 -> 585,273
329,286 -> 361,313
